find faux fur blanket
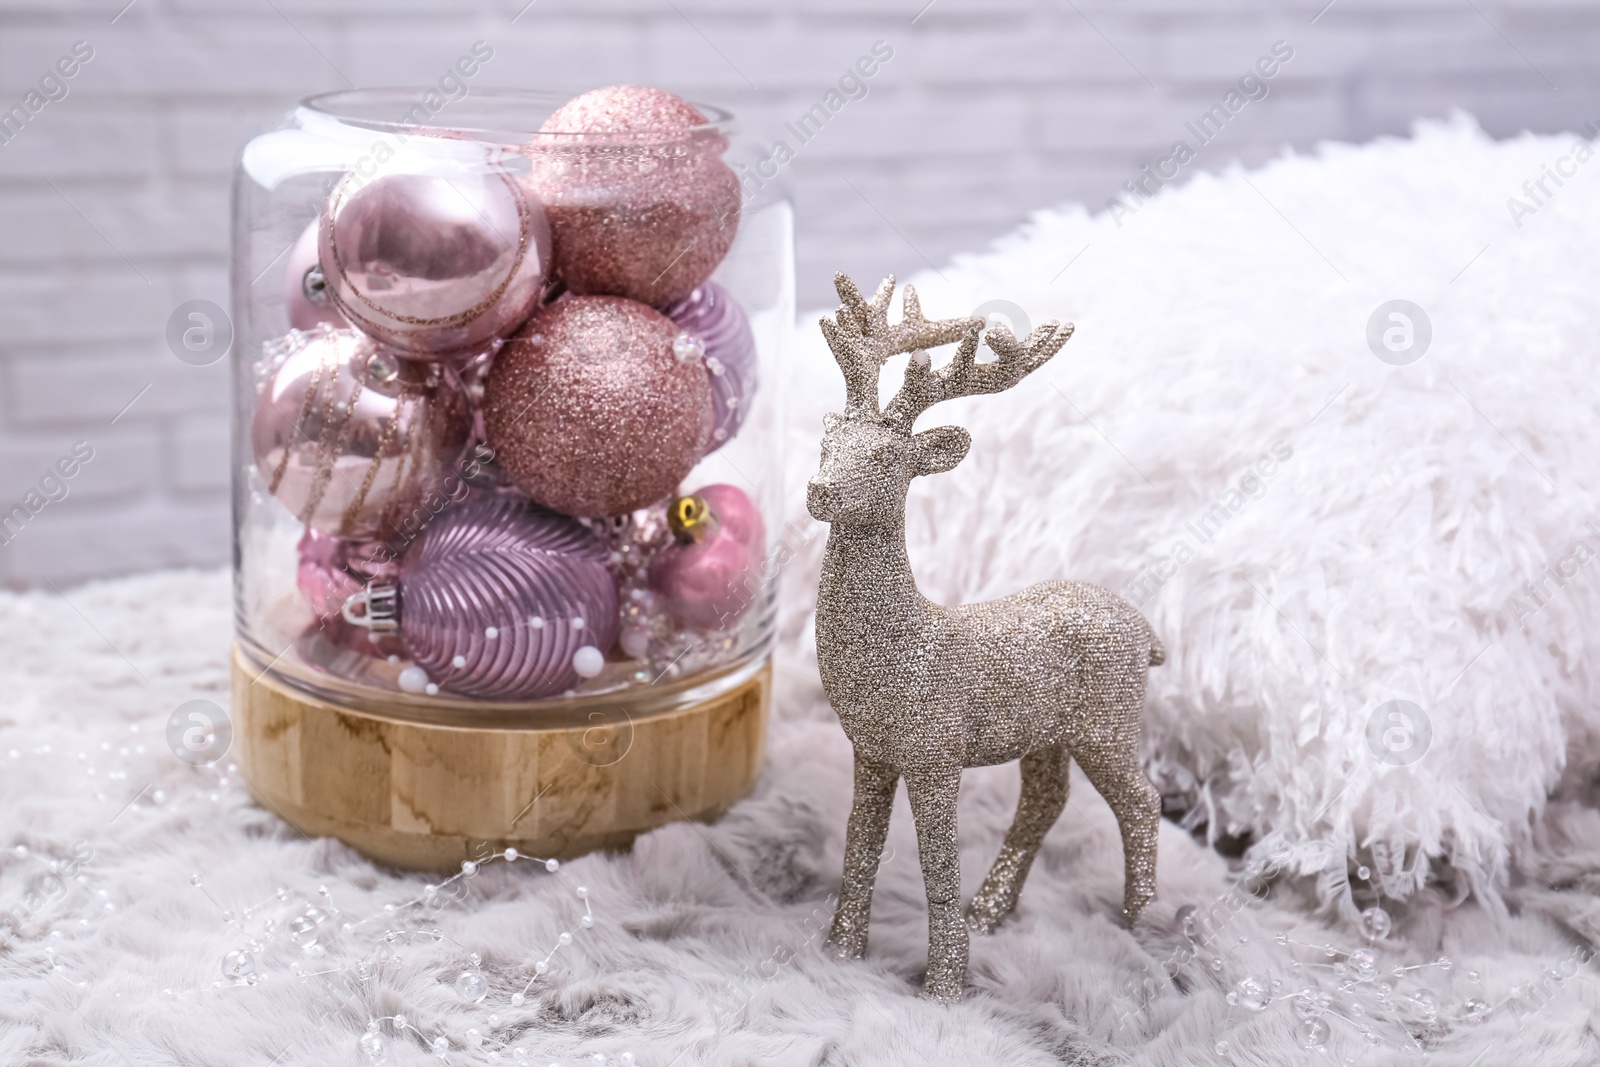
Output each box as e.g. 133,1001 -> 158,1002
5,116 -> 1600,1065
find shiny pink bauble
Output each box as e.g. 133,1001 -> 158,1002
295,528 -> 402,658
252,326 -> 474,540
525,85 -> 740,307
649,483 -> 766,631
319,168 -> 550,359
483,296 -> 713,517
283,220 -> 347,331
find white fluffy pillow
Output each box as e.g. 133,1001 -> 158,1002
776,114 -> 1600,922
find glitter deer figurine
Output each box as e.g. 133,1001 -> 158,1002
807,273 -> 1166,1002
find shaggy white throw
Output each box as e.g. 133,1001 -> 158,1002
5,117 -> 1600,1065
781,112 -> 1600,923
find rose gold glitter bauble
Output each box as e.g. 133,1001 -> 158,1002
483,296 -> 713,517
252,326 -> 473,540
525,85 -> 740,307
319,168 -> 549,360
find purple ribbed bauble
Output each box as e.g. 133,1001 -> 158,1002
399,494 -> 619,699
662,281 -> 757,454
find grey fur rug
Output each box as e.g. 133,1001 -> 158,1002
3,570 -> 1600,1066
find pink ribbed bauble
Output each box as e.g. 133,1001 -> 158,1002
319,168 -> 549,359
525,85 -> 740,307
649,483 -> 766,630
284,220 -> 347,331
398,493 -> 619,699
483,295 -> 713,517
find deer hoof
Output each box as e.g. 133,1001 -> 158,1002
919,970 -> 967,1004
823,935 -> 867,961
963,896 -> 1012,936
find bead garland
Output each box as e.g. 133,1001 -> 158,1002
186,848 -> 625,1064
1,727 -> 631,1066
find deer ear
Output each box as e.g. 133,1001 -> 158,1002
822,412 -> 844,432
910,425 -> 971,476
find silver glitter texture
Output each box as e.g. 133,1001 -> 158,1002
807,273 -> 1167,1003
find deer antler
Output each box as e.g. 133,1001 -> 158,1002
883,318 -> 1074,431
819,273 -> 979,418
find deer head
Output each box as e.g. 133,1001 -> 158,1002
806,273 -> 1074,525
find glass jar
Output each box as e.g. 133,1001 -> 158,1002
230,88 -> 791,732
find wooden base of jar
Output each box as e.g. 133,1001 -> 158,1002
231,645 -> 770,872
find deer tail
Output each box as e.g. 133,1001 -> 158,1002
1146,626 -> 1166,667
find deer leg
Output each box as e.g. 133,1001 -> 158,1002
1074,744 -> 1161,926
825,754 -> 899,962
966,743 -> 1069,935
904,767 -> 967,1002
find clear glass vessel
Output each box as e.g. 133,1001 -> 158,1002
230,88 -> 792,725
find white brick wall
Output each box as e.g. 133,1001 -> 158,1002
0,0 -> 1595,586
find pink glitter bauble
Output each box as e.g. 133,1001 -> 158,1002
483,296 -> 713,517
295,528 -> 402,658
319,168 -> 549,359
398,493 -> 619,699
525,85 -> 740,307
662,281 -> 757,454
251,326 -> 473,540
284,220 -> 347,331
542,86 -> 708,134
649,484 -> 766,630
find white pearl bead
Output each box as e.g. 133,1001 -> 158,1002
572,646 -> 604,678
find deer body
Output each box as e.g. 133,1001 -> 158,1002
818,552 -> 1148,768
808,274 -> 1164,1002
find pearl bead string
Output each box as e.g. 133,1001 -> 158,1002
181,847 -> 629,1064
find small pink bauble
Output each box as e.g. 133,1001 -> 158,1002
319,168 -> 550,359
649,484 -> 766,630
483,295 -> 713,517
525,85 -> 740,307
295,528 -> 402,658
283,220 -> 347,331
251,326 -> 473,540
